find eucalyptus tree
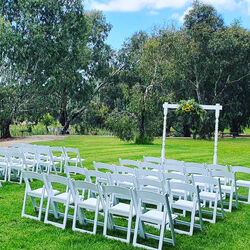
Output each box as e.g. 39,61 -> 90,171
0,0 -> 113,135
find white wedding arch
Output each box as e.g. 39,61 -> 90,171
161,102 -> 222,165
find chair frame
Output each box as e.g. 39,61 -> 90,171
192,175 -> 224,223
71,179 -> 102,234
100,185 -> 135,243
44,174 -> 73,229
133,190 -> 176,250
22,171 -> 47,221
232,166 -> 250,204
168,181 -> 203,236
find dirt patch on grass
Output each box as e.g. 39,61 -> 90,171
0,135 -> 67,147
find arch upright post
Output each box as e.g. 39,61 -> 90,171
161,103 -> 168,164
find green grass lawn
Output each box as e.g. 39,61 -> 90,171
0,136 -> 250,249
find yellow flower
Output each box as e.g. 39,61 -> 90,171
185,108 -> 190,112
182,106 -> 185,111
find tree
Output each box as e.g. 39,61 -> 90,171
0,1 -> 113,136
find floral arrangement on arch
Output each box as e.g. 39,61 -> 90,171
176,99 -> 204,117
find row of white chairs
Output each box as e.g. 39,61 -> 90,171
119,157 -> 250,205
22,170 -> 179,250
0,144 -> 85,183
22,161 -> 249,249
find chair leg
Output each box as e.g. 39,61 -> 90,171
133,216 -> 140,247
126,213 -> 132,243
72,204 -> 78,231
62,201 -> 69,230
103,209 -> 109,237
44,197 -> 51,224
212,198 -> 218,223
189,208 -> 196,236
158,221 -> 165,250
93,204 -> 99,234
21,191 -> 28,217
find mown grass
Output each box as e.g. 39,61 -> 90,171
0,136 -> 250,249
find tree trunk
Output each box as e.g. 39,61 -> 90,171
59,88 -> 67,127
183,125 -> 191,137
139,108 -> 145,137
1,121 -> 11,139
62,120 -> 70,135
230,119 -> 240,136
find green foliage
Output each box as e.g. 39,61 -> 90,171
40,113 -> 55,130
105,112 -> 136,141
134,135 -> 153,144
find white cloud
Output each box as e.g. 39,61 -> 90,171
149,10 -> 159,15
87,0 -> 190,12
243,0 -> 250,14
86,0 -> 250,15
179,6 -> 193,22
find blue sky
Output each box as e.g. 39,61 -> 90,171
85,0 -> 250,50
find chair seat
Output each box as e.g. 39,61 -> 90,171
237,180 -> 250,188
53,192 -> 74,203
171,171 -> 184,175
118,181 -> 134,188
10,163 -> 24,169
109,203 -> 135,217
53,156 -> 64,161
141,209 -> 177,224
144,175 -> 159,181
28,188 -> 59,198
172,188 -> 186,196
67,158 -> 85,162
200,191 -> 218,201
172,199 -> 198,211
169,179 -> 185,183
220,185 -> 235,193
78,197 -> 102,210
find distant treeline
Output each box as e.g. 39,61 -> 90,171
0,0 -> 249,142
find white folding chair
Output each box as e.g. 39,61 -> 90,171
119,159 -> 141,169
143,156 -> 164,164
207,164 -> 230,184
168,181 -> 203,236
0,148 -> 8,182
8,148 -> 27,184
210,170 -> 238,212
44,174 -> 73,229
64,147 -> 85,167
70,179 -> 103,234
136,169 -> 162,182
100,185 -> 135,243
65,165 -> 86,179
163,172 -> 188,197
93,161 -> 116,173
184,162 -> 206,168
232,166 -> 250,204
115,165 -> 136,176
22,171 -> 59,221
192,175 -> 224,223
19,146 -> 37,170
165,159 -> 184,166
109,173 -> 136,189
37,147 -> 57,174
133,190 -> 176,250
135,177 -> 165,194
50,147 -> 66,173
140,161 -> 163,172
164,163 -> 186,175
85,168 -> 111,185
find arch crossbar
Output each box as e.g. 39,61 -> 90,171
161,103 -> 222,165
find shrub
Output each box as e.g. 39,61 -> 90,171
134,135 -> 153,144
